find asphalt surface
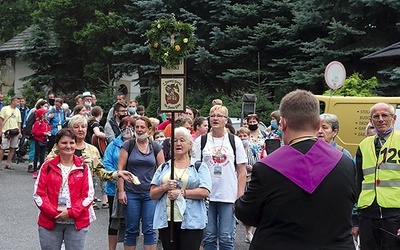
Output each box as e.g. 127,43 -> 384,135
0,160 -> 250,250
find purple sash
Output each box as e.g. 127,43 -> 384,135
261,139 -> 342,194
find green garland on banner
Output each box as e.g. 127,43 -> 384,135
146,16 -> 196,68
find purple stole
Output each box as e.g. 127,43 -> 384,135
261,139 -> 342,194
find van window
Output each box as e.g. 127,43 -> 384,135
319,101 -> 326,114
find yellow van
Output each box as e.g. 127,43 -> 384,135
315,95 -> 400,156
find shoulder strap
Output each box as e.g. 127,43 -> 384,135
228,133 -> 236,165
194,160 -> 202,172
127,139 -> 135,157
151,140 -> 161,158
261,130 -> 267,138
161,162 -> 168,171
3,109 -> 14,126
200,134 -> 207,162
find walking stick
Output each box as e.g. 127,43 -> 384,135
170,111 -> 175,242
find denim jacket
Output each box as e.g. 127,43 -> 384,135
151,160 -> 212,230
47,107 -> 65,135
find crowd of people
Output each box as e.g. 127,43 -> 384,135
0,89 -> 397,249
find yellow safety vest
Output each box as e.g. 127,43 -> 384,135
358,130 -> 400,209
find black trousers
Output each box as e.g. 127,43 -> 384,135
33,140 -> 46,172
158,222 -> 203,250
359,216 -> 400,250
47,135 -> 56,153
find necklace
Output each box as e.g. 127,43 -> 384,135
136,139 -> 149,154
212,132 -> 225,158
174,167 -> 188,181
288,136 -> 318,146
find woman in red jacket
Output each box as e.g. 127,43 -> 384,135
31,108 -> 51,179
33,128 -> 95,250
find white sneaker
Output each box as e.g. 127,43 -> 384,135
245,233 -> 253,243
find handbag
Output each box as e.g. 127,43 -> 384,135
38,140 -> 48,147
5,128 -> 19,138
92,134 -> 107,157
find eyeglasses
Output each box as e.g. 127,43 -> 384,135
371,113 -> 393,120
210,114 -> 227,119
121,127 -> 133,132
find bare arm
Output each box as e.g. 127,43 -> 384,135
184,187 -> 210,199
150,182 -> 170,200
117,148 -> 128,204
236,163 -> 246,198
93,126 -> 105,139
156,149 -> 165,166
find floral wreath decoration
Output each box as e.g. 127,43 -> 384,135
145,16 -> 196,68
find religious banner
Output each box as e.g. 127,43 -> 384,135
159,77 -> 186,112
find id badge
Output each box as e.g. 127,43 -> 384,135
57,124 -> 62,131
213,165 -> 222,176
57,196 -> 67,210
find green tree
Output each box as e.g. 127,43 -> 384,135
0,0 -> 31,44
323,72 -> 377,97
289,0 -> 400,95
19,0 -> 127,93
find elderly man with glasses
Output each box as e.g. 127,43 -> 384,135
355,102 -> 400,250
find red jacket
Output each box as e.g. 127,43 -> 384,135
33,155 -> 95,230
31,119 -> 51,142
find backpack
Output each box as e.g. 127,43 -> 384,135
200,133 -> 237,165
23,112 -> 36,137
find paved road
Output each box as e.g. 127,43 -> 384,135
0,161 -> 251,249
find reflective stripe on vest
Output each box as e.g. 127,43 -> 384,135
362,180 -> 400,190
358,131 -> 400,209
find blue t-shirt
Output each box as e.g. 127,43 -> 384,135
122,140 -> 160,193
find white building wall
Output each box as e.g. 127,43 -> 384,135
116,72 -> 140,101
14,57 -> 34,96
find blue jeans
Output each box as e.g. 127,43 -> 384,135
203,201 -> 236,250
28,139 -> 35,162
38,224 -> 89,250
124,192 -> 157,246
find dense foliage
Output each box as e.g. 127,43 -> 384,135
145,16 -> 196,67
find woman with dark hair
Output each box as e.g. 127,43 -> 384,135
192,117 -> 208,140
118,116 -> 165,250
72,105 -> 88,117
85,106 -> 105,145
103,116 -> 136,250
247,113 -> 267,155
34,128 -> 95,250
